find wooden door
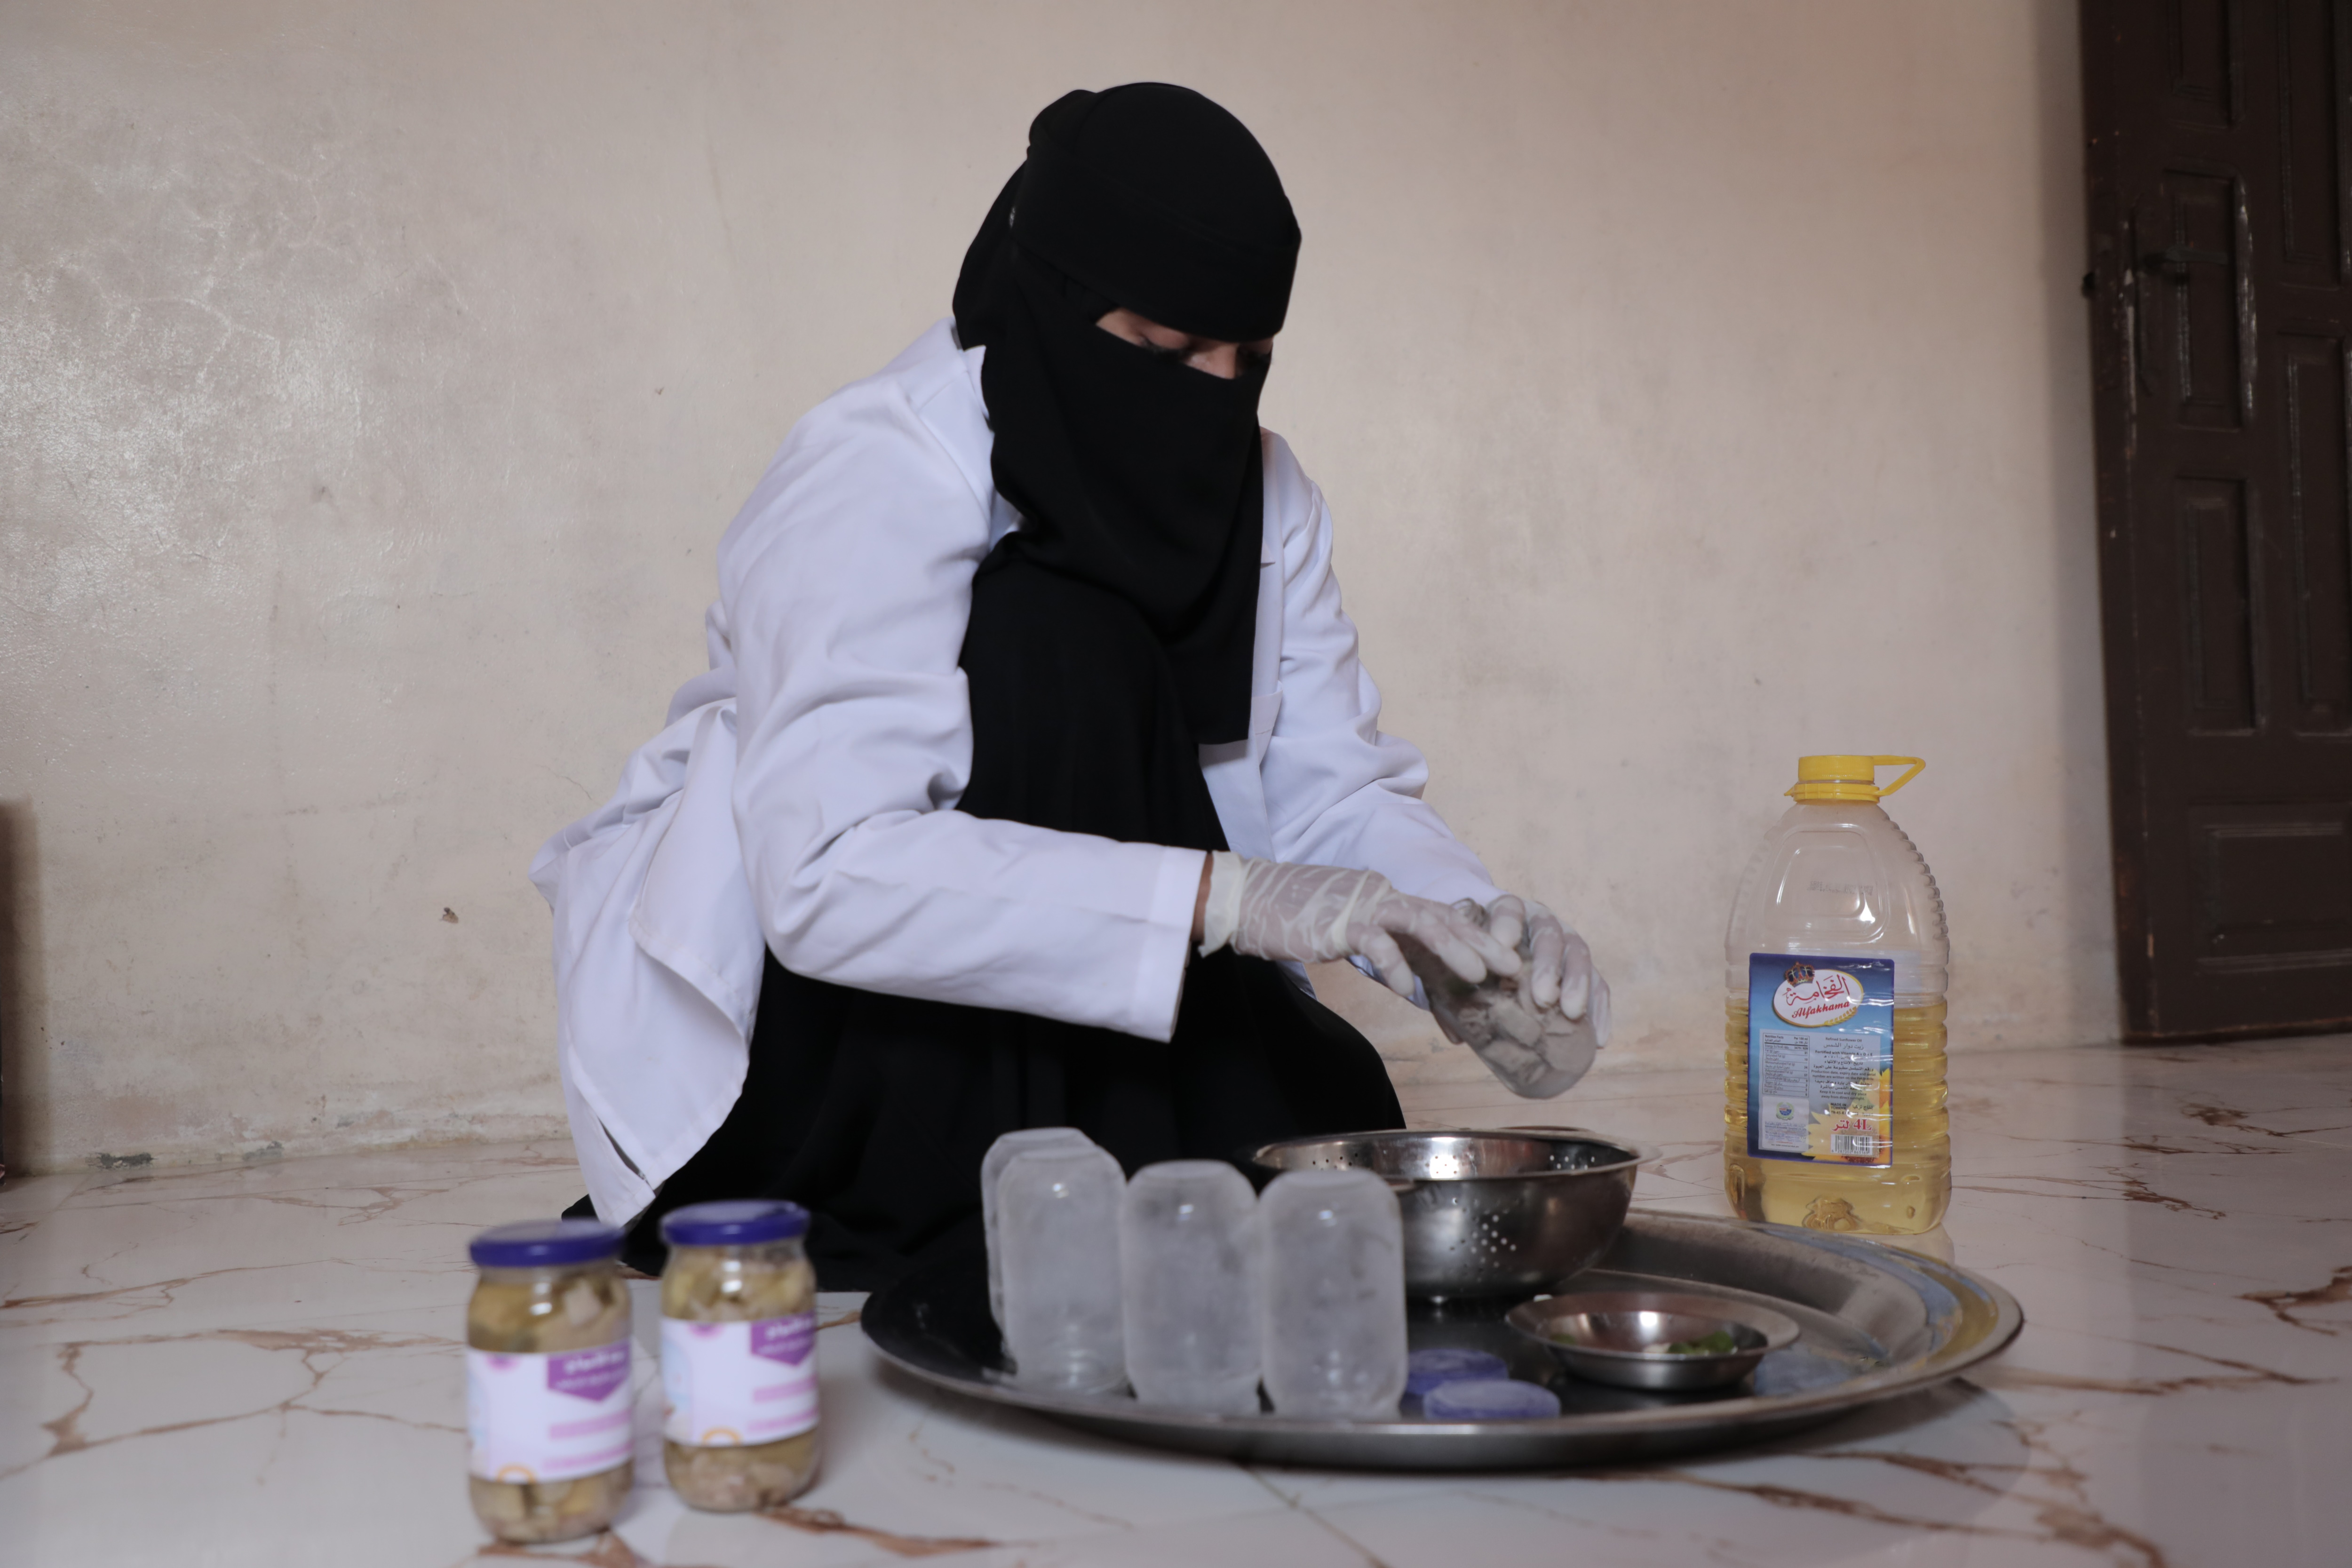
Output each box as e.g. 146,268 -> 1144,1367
2084,0 -> 2352,1038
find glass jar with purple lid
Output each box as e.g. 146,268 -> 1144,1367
465,1219 -> 634,1542
658,1200 -> 821,1510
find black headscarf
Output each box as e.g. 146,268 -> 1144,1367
953,85 -> 1301,745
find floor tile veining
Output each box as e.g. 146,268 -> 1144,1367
4,1040 -> 2348,1566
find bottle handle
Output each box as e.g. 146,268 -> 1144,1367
1871,756 -> 1925,797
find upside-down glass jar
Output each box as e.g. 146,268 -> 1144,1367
658,1200 -> 821,1510
465,1219 -> 635,1542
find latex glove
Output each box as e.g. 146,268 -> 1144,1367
1198,853 -> 1519,998
1480,894 -> 1594,1019
1399,896 -> 1612,1099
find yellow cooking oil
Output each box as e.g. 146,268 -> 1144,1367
1722,756 -> 1951,1236
1724,1000 -> 1950,1231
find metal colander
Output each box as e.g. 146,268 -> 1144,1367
1245,1128 -> 1649,1300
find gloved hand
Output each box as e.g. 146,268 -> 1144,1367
1479,894 -> 1595,1019
1399,896 -> 1611,1100
1197,853 -> 1519,999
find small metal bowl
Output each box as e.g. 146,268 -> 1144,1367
1247,1128 -> 1649,1300
1508,1290 -> 1802,1391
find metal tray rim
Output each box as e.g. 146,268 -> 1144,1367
862,1209 -> 2024,1465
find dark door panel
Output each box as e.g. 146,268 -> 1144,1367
2280,332 -> 2352,728
2085,0 -> 2352,1036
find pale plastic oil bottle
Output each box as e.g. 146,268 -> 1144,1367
1723,756 -> 1950,1234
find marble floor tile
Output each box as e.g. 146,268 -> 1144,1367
3,1038 -> 2347,1566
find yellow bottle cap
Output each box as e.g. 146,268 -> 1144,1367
1788,755 -> 1924,804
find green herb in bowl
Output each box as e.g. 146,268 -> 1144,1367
1660,1329 -> 1740,1356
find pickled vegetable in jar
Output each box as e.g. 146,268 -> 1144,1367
658,1200 -> 821,1511
465,1219 -> 635,1543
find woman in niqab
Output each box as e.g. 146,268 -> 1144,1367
537,85 -> 1608,1288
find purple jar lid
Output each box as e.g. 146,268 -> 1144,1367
1405,1348 -> 1510,1396
1422,1378 -> 1563,1421
659,1199 -> 811,1248
469,1218 -> 623,1269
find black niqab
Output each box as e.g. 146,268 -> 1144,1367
954,85 -> 1301,745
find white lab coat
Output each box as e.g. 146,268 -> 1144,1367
532,319 -> 1500,1226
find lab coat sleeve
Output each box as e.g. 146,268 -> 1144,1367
1257,446 -> 1503,911
722,379 -> 1204,1042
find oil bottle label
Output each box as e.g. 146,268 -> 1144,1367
1746,954 -> 1894,1167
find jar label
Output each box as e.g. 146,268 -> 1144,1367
660,1313 -> 819,1447
1745,954 -> 1894,1167
466,1342 -> 635,1482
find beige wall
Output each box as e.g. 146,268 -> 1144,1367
0,0 -> 2103,1174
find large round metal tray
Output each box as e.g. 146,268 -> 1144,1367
861,1210 -> 2022,1469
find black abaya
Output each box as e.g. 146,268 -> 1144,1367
613,552 -> 1404,1287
